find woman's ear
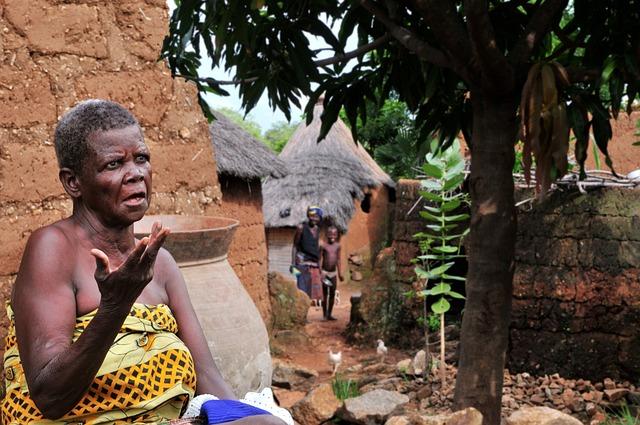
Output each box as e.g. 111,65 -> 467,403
59,168 -> 82,199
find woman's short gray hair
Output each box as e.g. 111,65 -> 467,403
54,99 -> 140,172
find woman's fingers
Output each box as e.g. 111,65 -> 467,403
140,227 -> 170,268
90,249 -> 111,282
123,237 -> 149,268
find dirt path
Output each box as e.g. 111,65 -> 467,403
273,280 -> 406,408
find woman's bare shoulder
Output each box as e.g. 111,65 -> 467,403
25,220 -> 77,255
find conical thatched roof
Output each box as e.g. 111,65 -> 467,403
210,111 -> 287,179
263,102 -> 395,231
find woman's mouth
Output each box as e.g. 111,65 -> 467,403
123,192 -> 147,206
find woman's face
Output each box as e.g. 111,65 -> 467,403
78,125 -> 152,226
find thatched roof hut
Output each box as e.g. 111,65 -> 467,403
210,111 -> 287,179
263,102 -> 395,232
263,101 -> 395,279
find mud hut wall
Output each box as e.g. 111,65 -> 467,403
267,227 -> 296,281
0,0 -> 222,346
510,188 -> 640,381
341,185 -> 392,265
583,111 -> 640,174
218,175 -> 272,326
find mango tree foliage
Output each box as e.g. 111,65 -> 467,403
162,1 -> 640,423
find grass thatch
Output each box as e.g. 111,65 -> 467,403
263,102 -> 395,231
262,154 -> 378,231
210,111 -> 287,179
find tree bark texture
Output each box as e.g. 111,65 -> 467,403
453,94 -> 518,425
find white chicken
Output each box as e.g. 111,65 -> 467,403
328,349 -> 342,375
376,339 -> 388,363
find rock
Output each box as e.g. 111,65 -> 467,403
415,385 -> 432,401
349,254 -> 364,266
627,391 -> 640,405
604,388 -> 629,402
506,406 -> 583,425
360,377 -> 403,394
385,408 -> 482,425
412,350 -> 427,376
603,378 -> 616,390
272,359 -> 318,391
338,389 -> 409,425
397,359 -> 412,374
268,272 -> 310,331
291,383 -> 342,424
530,393 -> 546,404
351,270 -> 364,281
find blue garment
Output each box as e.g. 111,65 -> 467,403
201,399 -> 272,424
296,264 -> 312,297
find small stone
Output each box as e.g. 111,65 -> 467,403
603,378 -> 616,390
179,127 -> 191,139
531,394 -> 546,404
604,388 -> 629,402
351,270 -> 363,281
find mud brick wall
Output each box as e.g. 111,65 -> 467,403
0,0 -> 223,350
510,188 -> 640,381
392,179 -> 423,284
218,176 -> 272,328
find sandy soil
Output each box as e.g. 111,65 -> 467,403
273,280 -> 406,408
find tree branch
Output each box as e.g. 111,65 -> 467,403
404,0 -> 474,72
509,0 -> 569,65
173,35 -> 394,85
464,0 -> 514,92
314,34 -> 392,66
359,0 -> 452,69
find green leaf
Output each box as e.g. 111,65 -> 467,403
431,297 -> 451,314
429,283 -> 452,296
422,163 -> 443,179
432,246 -> 459,254
441,199 -> 461,212
442,213 -> 470,222
443,174 -> 465,191
424,262 -> 455,278
442,274 -> 466,281
421,179 -> 443,192
418,190 -> 444,202
447,291 -> 466,299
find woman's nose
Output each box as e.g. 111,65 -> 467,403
124,165 -> 145,182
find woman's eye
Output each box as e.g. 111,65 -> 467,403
135,155 -> 149,163
106,160 -> 120,169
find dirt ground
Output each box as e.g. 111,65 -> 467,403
273,280 -> 406,408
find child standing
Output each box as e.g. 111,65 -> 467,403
319,226 -> 343,321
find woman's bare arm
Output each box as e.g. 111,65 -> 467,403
13,224 -> 167,419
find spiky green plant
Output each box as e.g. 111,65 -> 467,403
331,374 -> 359,401
414,138 -> 470,385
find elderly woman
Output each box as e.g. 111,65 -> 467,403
2,100 -> 284,425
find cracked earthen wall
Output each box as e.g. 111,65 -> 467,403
218,175 -> 272,328
393,181 -> 640,380
510,188 -> 640,381
0,0 -> 224,348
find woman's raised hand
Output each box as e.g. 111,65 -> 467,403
90,221 -> 170,308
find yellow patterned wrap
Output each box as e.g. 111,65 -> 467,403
2,303 -> 197,424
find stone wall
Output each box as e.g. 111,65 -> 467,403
390,181 -> 640,381
392,180 -> 424,285
218,175 -> 272,328
0,0 -> 222,348
510,188 -> 640,381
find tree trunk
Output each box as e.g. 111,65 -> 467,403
453,94 -> 518,425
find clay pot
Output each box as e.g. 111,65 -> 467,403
135,215 -> 272,397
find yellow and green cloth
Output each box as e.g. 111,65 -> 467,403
2,303 -> 196,424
